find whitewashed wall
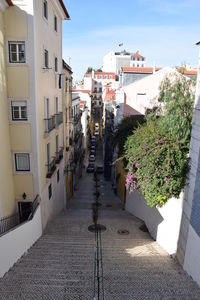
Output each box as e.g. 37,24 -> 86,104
126,189 -> 183,255
0,205 -> 42,277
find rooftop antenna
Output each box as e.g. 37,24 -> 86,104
68,57 -> 71,66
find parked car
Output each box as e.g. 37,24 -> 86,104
94,130 -> 99,136
87,163 -> 95,173
91,141 -> 96,147
96,165 -> 104,174
89,155 -> 95,162
90,149 -> 95,155
91,145 -> 96,151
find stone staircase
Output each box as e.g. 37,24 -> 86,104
1,153 -> 200,299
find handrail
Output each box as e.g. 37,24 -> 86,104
0,195 -> 40,236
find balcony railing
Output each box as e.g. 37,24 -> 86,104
44,116 -> 55,133
55,147 -> 64,164
74,131 -> 81,144
0,195 -> 40,236
72,113 -> 81,124
46,157 -> 57,178
0,213 -> 19,236
55,112 -> 63,127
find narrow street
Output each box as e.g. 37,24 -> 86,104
0,141 -> 200,299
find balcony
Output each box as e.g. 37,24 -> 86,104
74,131 -> 81,144
72,113 -> 81,124
55,112 -> 63,127
44,116 -> 55,133
55,147 -> 64,164
46,157 -> 57,178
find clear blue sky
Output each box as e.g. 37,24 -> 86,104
62,0 -> 200,81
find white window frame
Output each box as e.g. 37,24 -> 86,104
11,101 -> 27,121
8,41 -> 25,63
15,153 -> 30,172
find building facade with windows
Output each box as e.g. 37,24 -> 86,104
0,0 -> 16,218
0,0 -> 70,229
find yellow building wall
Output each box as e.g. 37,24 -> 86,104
14,174 -> 34,200
34,1 -> 63,190
66,171 -> 73,200
4,6 -> 27,38
7,66 -> 29,98
10,124 -> 31,151
116,160 -> 127,204
0,11 -> 16,217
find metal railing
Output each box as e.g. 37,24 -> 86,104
55,112 -> 63,127
27,195 -> 40,221
0,195 -> 40,236
0,213 -> 20,236
44,116 -> 55,133
72,113 -> 81,124
46,157 -> 57,178
55,147 -> 64,163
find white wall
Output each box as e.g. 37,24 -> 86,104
126,189 -> 183,255
0,205 -> 42,277
184,225 -> 200,286
40,160 -> 65,229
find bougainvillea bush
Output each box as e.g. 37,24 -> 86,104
124,120 -> 189,207
123,75 -> 195,207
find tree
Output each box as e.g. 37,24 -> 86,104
123,75 -> 195,207
86,67 -> 93,73
158,75 -> 195,147
114,115 -> 145,156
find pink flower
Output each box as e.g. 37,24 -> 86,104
165,176 -> 169,183
135,162 -> 139,169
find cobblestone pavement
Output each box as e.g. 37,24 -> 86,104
1,143 -> 200,299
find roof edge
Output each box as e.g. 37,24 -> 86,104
59,0 -> 70,19
6,0 -> 14,6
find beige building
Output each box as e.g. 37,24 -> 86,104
0,0 -> 70,229
62,59 -> 74,201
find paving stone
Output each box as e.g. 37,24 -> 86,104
0,145 -> 200,299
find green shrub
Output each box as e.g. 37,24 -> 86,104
123,75 -> 194,207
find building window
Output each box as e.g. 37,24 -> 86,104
55,57 -> 58,72
54,15 -> 57,31
43,0 -> 48,19
15,153 -> 30,171
99,75 -> 102,79
9,42 -> 25,63
11,101 -> 27,121
55,97 -> 58,114
109,75 -> 112,79
57,170 -> 59,182
47,143 -> 50,166
48,184 -> 52,200
104,75 -> 107,79
44,49 -> 49,68
56,135 -> 59,153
